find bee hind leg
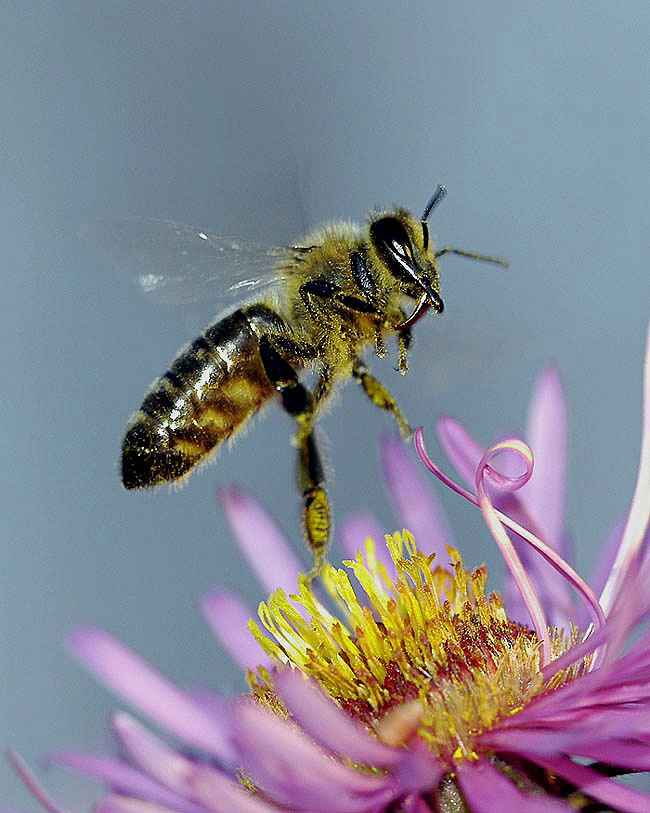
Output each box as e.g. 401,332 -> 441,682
258,335 -> 330,578
353,361 -> 412,441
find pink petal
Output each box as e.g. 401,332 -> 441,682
96,795 -> 181,813
50,752 -> 208,813
381,434 -> 452,558
186,689 -> 235,723
456,759 -> 570,812
522,365 -> 567,548
274,669 -> 400,767
219,486 -> 302,595
7,751 -> 67,813
110,713 -> 194,797
479,726 -> 600,755
189,767 -> 280,813
67,627 -> 233,762
600,323 -> 650,614
200,590 -> 270,671
530,753 -> 650,813
570,739 -> 650,770
234,702 -> 394,811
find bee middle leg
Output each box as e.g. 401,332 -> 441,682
299,277 -> 413,439
352,361 -> 412,440
258,335 -> 330,575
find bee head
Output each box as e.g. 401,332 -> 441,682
369,189 -> 446,329
369,185 -> 450,331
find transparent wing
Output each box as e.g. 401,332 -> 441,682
80,218 -> 293,305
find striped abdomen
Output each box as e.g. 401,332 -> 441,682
121,305 -> 285,489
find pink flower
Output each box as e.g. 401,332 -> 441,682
12,326 -> 650,812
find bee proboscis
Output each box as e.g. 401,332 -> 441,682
84,185 -> 507,572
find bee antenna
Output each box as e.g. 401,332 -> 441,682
421,184 -> 447,251
422,184 -> 447,222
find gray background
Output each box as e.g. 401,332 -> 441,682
3,1 -> 650,805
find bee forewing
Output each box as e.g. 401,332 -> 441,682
80,218 -> 290,306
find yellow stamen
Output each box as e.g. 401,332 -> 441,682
249,531 -> 583,764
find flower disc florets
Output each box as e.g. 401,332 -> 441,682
250,531 -> 578,765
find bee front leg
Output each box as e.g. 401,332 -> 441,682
352,361 -> 412,441
396,311 -> 413,375
258,336 -> 330,577
397,332 -> 409,374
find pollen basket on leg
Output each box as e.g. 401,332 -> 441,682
249,532 -> 579,764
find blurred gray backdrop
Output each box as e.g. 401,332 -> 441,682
3,1 -> 650,805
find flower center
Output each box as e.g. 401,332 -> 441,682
249,532 -> 575,764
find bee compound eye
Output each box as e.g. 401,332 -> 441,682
369,217 -> 417,284
370,217 -> 411,255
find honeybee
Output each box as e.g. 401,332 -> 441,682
84,186 -> 506,569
